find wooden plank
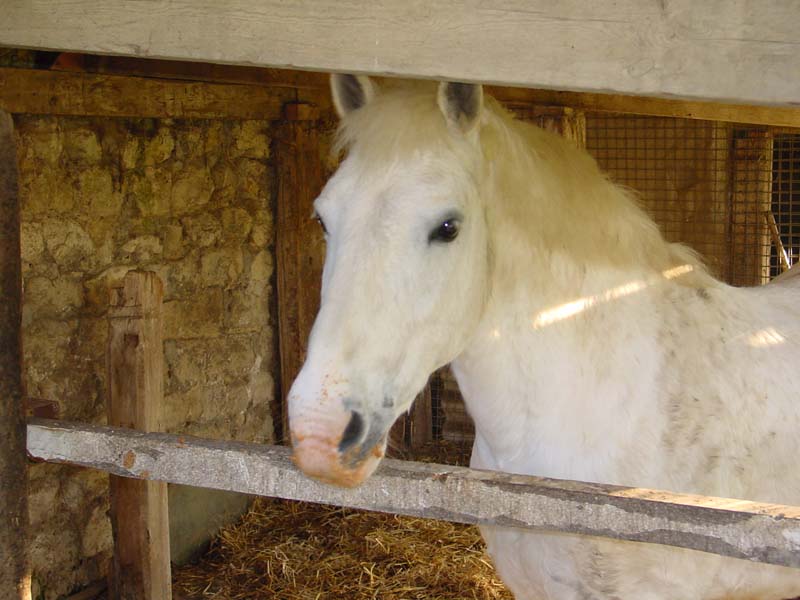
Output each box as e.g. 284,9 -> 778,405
106,271 -> 171,600
5,61 -> 799,129
0,67 -> 294,119
1,1 -> 800,106
0,111 -> 30,600
51,53 -> 330,91
27,418 -> 800,570
409,385 -> 433,449
491,87 -> 800,129
41,55 -> 800,128
274,103 -> 326,442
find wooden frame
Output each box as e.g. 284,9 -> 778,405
274,103 -> 326,442
3,66 -> 800,130
27,418 -> 800,570
0,67 -> 295,120
1,1 -> 799,106
0,110 -> 28,599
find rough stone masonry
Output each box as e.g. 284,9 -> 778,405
15,114 -> 277,599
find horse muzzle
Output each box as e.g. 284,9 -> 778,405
290,405 -> 388,488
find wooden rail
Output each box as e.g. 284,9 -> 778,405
27,418 -> 800,570
0,67 -> 295,120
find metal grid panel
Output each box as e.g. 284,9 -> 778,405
772,132 -> 800,274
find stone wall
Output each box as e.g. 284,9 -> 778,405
15,114 -> 277,598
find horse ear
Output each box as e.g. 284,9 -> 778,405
437,81 -> 483,132
331,74 -> 376,118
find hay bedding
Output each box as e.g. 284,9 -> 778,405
172,498 -> 512,599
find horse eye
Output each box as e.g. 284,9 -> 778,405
429,219 -> 460,243
314,213 -> 328,235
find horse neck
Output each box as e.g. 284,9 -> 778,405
451,137 -> 710,472
453,229 -> 665,475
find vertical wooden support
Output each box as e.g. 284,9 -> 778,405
409,386 -> 433,449
729,129 -> 773,286
274,103 -> 325,442
0,112 -> 30,600
538,106 -> 587,148
107,271 -> 171,600
511,105 -> 587,148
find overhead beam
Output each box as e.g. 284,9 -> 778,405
0,67 -> 295,120
2,65 -> 800,128
27,418 -> 800,570
0,1 -> 799,107
26,55 -> 800,127
489,88 -> 800,130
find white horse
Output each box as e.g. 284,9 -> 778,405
288,75 -> 800,600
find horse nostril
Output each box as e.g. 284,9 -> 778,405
339,411 -> 365,452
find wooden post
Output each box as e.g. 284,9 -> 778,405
728,129 -> 774,286
509,105 -> 587,148
107,271 -> 171,600
0,111 -> 30,600
274,102 -> 325,442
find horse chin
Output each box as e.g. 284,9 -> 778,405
292,438 -> 385,488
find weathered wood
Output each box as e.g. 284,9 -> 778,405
107,271 -> 171,600
6,60 -> 800,129
764,210 -> 791,273
27,418 -> 800,570
2,1 -> 799,106
0,111 -> 30,599
0,67 -> 295,120
509,105 -> 587,148
274,104 -> 326,442
64,581 -> 107,600
490,87 -> 800,129
50,53 -> 329,91
409,385 -> 434,449
729,130 -> 774,286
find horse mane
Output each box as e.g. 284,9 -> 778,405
335,82 -> 715,288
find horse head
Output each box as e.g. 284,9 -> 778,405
288,75 -> 491,487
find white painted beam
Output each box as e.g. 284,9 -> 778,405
26,419 -> 800,569
1,1 -> 799,106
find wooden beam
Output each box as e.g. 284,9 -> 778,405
1,1 -> 800,106
4,62 -> 799,128
0,111 -> 30,599
0,67 -> 295,120
106,272 -> 171,600
274,103 -> 326,442
41,55 -> 800,128
27,418 -> 800,570
728,130 -> 774,286
490,87 -> 800,130
51,54 -> 330,91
